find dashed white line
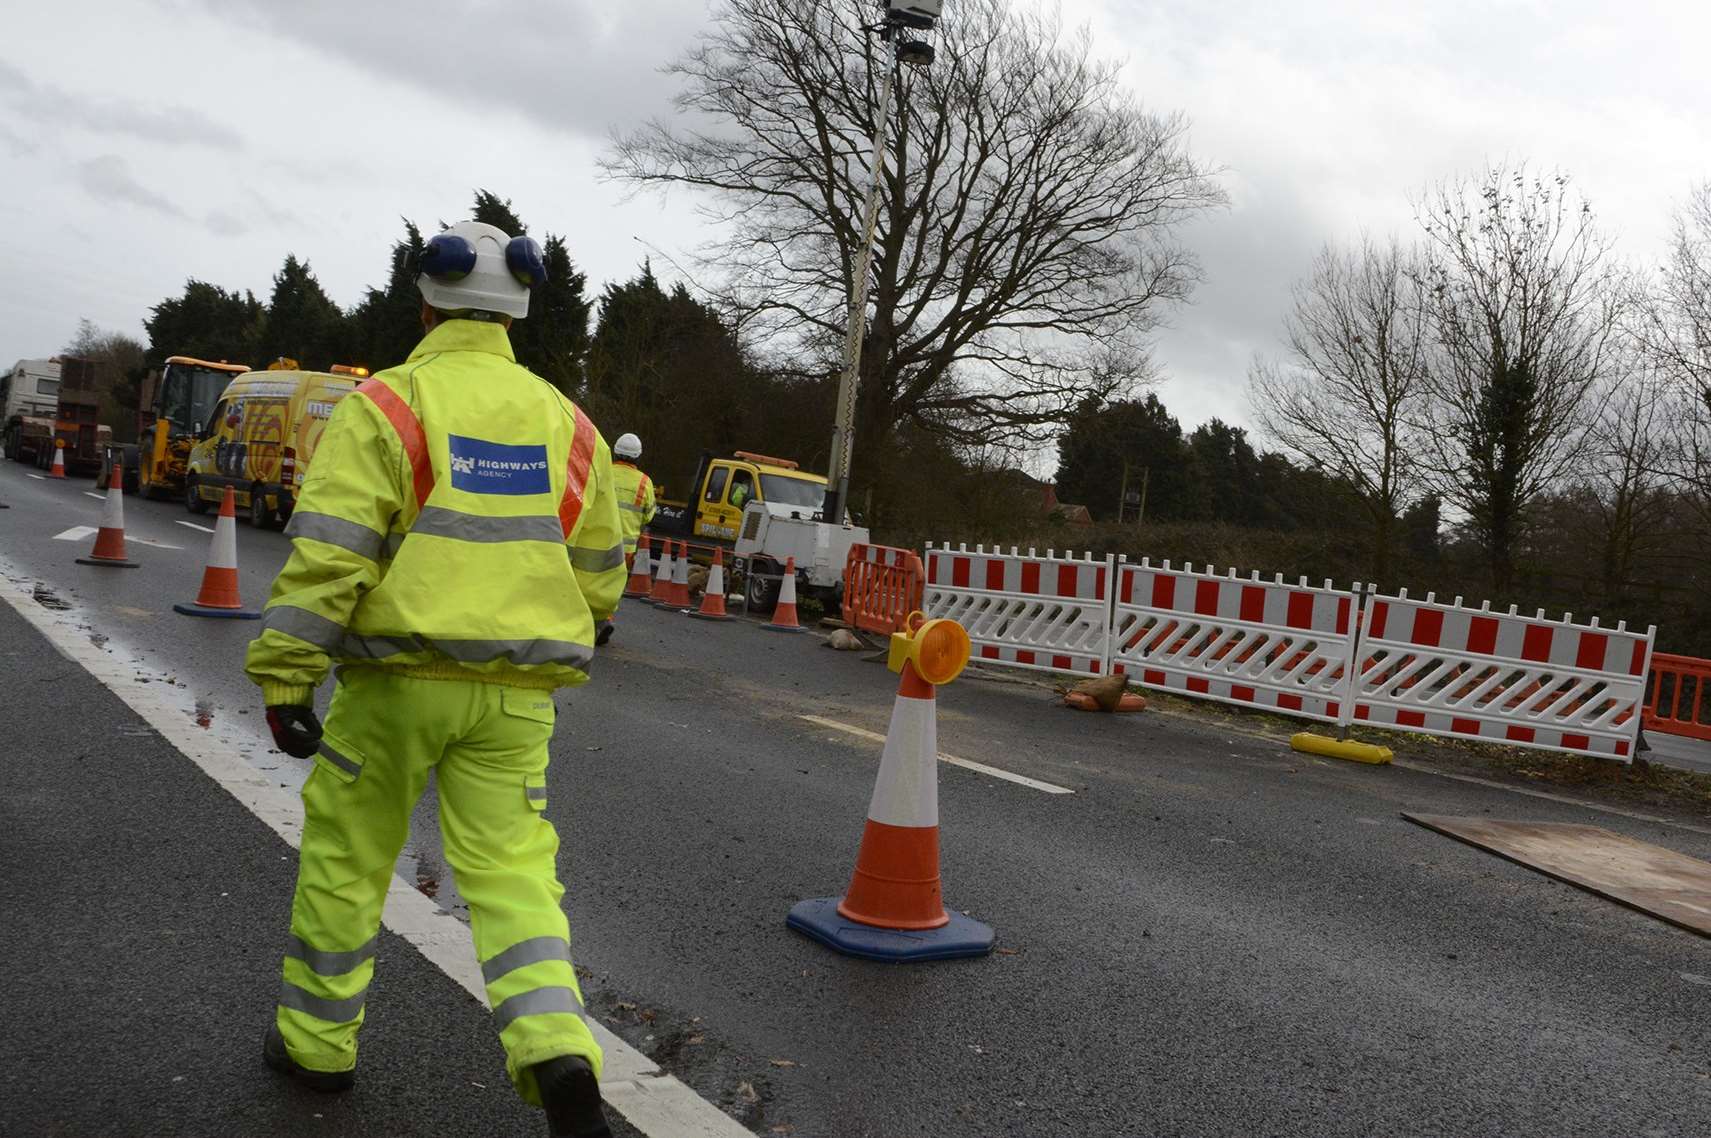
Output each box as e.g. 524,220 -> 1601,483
26,473 -> 46,480
800,714 -> 1075,794
83,491 -> 105,501
52,525 -> 99,542
0,561 -> 750,1138
175,520 -> 216,533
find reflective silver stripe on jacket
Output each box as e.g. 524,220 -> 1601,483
568,544 -> 625,573
341,633 -> 595,671
279,980 -> 366,1023
286,511 -> 385,562
617,502 -> 648,515
412,506 -> 564,545
286,934 -> 377,976
262,605 -> 345,651
491,986 -> 585,1032
480,936 -> 570,985
317,742 -> 362,780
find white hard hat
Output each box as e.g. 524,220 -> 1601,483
417,220 -> 546,320
614,433 -> 642,460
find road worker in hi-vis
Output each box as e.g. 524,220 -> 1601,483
597,432 -> 656,645
245,220 -> 624,1138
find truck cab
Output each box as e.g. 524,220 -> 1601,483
652,451 -> 838,544
1,358 -> 63,465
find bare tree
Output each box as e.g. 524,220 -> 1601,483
1635,182 -> 1711,506
63,318 -> 147,443
1412,164 -> 1623,594
1249,236 -> 1427,582
602,0 -> 1224,507
1575,350 -> 1674,606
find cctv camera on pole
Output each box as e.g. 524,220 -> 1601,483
822,1 -> 945,526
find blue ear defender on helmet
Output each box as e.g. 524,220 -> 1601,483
421,233 -> 478,281
506,235 -> 547,289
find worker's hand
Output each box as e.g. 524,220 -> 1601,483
265,705 -> 323,759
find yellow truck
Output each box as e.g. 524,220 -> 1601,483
137,357 -> 253,499
647,450 -> 868,611
184,365 -> 364,527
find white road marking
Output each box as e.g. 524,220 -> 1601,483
175,520 -> 215,533
27,473 -> 46,480
0,562 -> 749,1138
800,714 -> 1076,794
53,525 -> 99,542
129,537 -> 183,550
84,491 -> 106,501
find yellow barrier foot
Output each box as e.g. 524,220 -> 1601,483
1291,732 -> 1392,765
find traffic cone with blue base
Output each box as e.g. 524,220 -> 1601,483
787,612 -> 994,961
174,485 -> 260,619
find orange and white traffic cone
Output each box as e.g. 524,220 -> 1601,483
689,547 -> 732,622
667,541 -> 694,609
173,485 -> 260,619
647,539 -> 676,606
787,613 -> 992,961
76,470 -> 138,568
625,534 -> 654,598
763,556 -> 806,633
48,441 -> 66,479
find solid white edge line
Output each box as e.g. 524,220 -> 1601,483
801,714 -> 1075,794
176,520 -> 216,533
0,565 -> 749,1138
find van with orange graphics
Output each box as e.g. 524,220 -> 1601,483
184,365 -> 365,527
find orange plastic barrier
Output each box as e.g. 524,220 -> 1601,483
842,544 -> 925,636
1645,653 -> 1711,741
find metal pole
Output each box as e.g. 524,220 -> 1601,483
822,48 -> 899,525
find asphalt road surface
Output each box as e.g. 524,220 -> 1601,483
3,459 -> 1710,1137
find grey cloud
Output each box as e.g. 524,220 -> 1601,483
190,0 -> 703,139
0,58 -> 243,149
77,154 -> 189,219
206,209 -> 248,236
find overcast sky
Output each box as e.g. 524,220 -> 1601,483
3,0 -> 1708,461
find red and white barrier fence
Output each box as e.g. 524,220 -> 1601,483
1352,591 -> 1654,760
924,540 -> 1661,762
924,544 -> 1114,677
1110,561 -> 1361,726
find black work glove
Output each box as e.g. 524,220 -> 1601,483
266,705 -> 323,759
595,620 -> 615,647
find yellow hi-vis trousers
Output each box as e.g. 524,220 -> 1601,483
276,668 -> 600,1104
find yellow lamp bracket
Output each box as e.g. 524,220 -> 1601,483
887,610 -> 972,686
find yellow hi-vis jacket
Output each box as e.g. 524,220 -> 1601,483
609,460 -> 656,557
245,319 -> 626,705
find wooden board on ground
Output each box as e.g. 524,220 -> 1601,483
1402,814 -> 1711,939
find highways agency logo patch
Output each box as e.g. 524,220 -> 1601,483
448,434 -> 551,495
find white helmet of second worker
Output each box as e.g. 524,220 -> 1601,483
614,433 -> 643,460
417,220 -> 548,320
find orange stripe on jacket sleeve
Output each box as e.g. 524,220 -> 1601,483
559,406 -> 597,539
356,379 -> 435,510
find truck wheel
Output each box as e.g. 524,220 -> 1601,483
185,477 -> 211,515
248,484 -> 277,529
745,565 -> 781,614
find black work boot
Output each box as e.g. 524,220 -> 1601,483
535,1055 -> 612,1138
263,1023 -> 356,1093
